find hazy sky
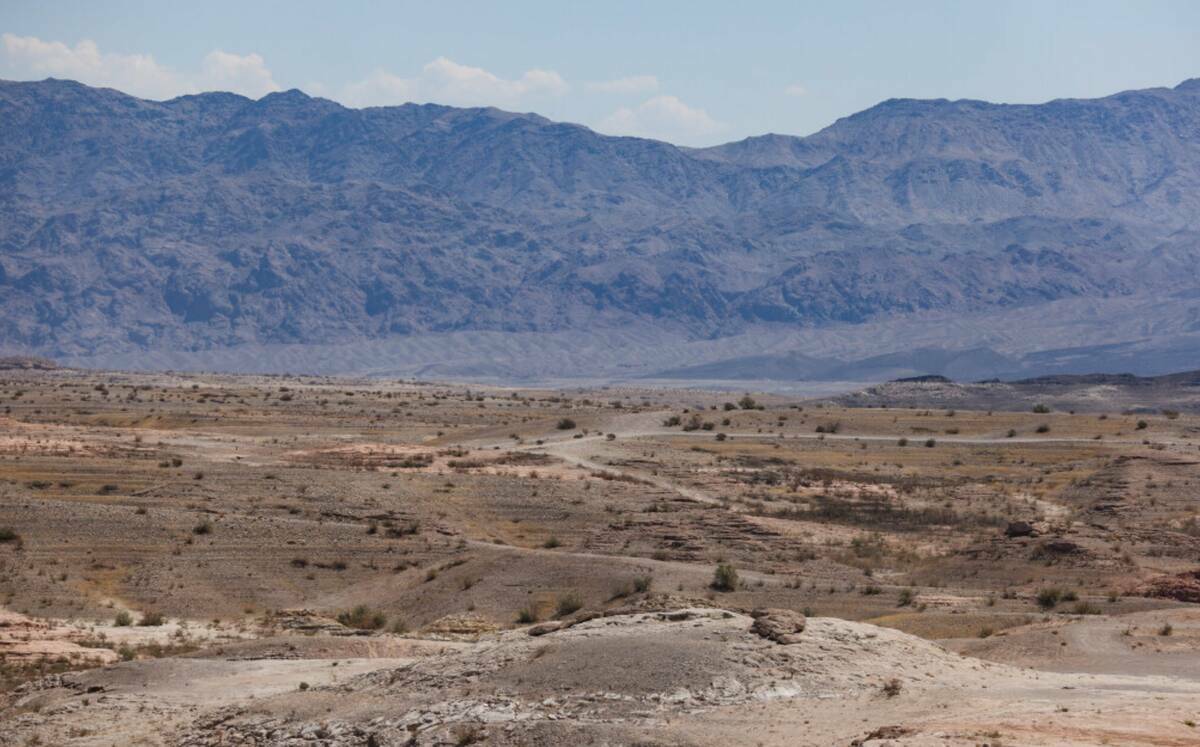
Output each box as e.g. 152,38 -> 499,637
2,1 -> 1199,145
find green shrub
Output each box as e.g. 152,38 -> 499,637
516,604 -> 538,624
555,591 -> 583,617
1036,588 -> 1062,610
114,610 -> 133,627
711,563 -> 739,592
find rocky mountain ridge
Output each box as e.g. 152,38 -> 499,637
2,77 -> 1199,379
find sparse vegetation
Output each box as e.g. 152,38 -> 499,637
3,368 -> 1197,739
336,605 -> 387,631
555,591 -> 583,617
138,611 -> 165,627
711,563 -> 739,592
1036,588 -> 1063,610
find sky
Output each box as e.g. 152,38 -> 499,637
2,1 -> 1199,146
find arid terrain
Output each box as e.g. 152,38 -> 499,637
1,366 -> 1199,745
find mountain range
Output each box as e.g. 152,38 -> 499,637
2,77 -> 1199,382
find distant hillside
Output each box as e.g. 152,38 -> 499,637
2,78 -> 1200,378
834,368 -> 1200,413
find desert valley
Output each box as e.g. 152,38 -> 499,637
1,361 -> 1198,745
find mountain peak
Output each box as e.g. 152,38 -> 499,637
259,88 -> 310,103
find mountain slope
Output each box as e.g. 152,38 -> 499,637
1,77 -> 1199,378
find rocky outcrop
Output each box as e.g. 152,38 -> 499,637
1133,570 -> 1200,603
750,608 -> 807,644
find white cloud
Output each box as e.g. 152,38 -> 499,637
341,57 -> 569,109
0,33 -> 280,100
784,83 -> 807,97
197,50 -> 279,99
587,75 -> 659,94
596,95 -> 726,145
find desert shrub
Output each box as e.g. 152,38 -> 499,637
1032,404 -> 1050,413
880,678 -> 902,697
453,725 -> 484,746
633,575 -> 653,593
897,437 -> 908,446
738,395 -> 757,410
711,563 -> 739,592
139,611 -> 165,626
556,418 -> 576,430
543,536 -> 561,548
516,604 -> 538,624
0,527 -> 19,543
555,591 -> 583,617
1072,601 -> 1101,615
715,432 -> 728,441
1035,424 -> 1050,433
1036,588 -> 1062,609
662,415 -> 682,427
1136,420 -> 1148,430
337,605 -> 387,630
924,438 -> 936,448
114,610 -> 133,627
1159,623 -> 1173,636
897,588 -> 916,607
192,521 -> 212,535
